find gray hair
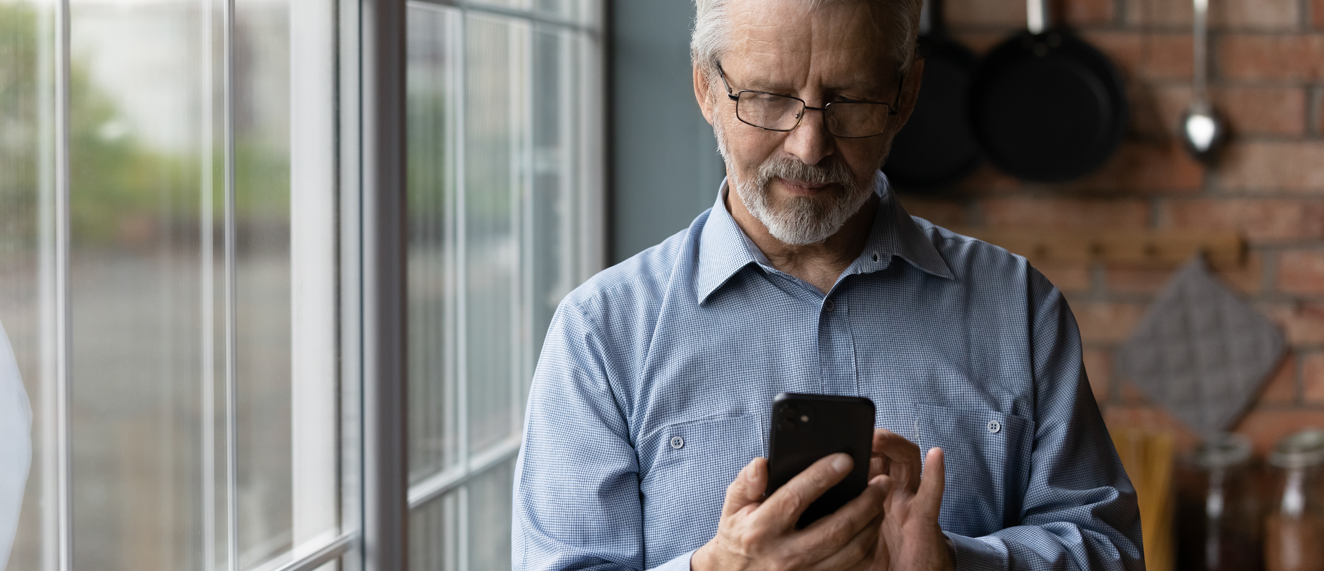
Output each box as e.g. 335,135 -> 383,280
691,0 -> 922,85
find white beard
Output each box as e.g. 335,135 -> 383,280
714,115 -> 876,246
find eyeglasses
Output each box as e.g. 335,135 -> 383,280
717,62 -> 902,139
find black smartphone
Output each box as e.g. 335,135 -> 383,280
766,392 -> 876,529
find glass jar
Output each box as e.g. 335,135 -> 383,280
1175,433 -> 1263,571
1265,429 -> 1324,571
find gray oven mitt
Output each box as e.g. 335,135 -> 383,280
1115,257 -> 1285,440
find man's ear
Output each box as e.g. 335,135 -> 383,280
892,55 -> 925,132
694,65 -> 716,126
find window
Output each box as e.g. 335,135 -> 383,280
0,0 -> 603,567
404,2 -> 604,569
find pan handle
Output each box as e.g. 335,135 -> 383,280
1027,0 -> 1049,34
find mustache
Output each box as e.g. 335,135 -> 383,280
756,155 -> 856,188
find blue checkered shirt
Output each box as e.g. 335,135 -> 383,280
513,176 -> 1143,570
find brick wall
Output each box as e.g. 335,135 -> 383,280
900,0 -> 1324,454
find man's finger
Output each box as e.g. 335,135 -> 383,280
807,511 -> 884,571
872,429 -> 922,493
917,448 -> 946,521
721,457 -> 767,518
798,475 -> 888,549
758,453 -> 853,527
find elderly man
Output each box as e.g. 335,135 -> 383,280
513,0 -> 1143,569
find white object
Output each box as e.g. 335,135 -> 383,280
0,321 -> 31,570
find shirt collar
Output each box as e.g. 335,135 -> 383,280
695,173 -> 954,304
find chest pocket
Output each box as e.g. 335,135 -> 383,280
914,403 -> 1034,537
638,412 -> 762,567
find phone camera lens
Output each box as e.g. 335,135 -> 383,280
779,419 -> 796,432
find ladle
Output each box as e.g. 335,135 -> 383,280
1180,0 -> 1226,163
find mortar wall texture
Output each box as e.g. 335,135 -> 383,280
901,0 -> 1324,454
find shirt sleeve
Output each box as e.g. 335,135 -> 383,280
513,301 -> 692,571
944,268 -> 1145,571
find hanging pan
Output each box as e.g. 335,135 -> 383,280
967,0 -> 1128,183
884,0 -> 981,190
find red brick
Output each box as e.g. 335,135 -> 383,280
1125,0 -> 1298,29
1221,142 -> 1324,193
943,0 -> 1025,29
1149,86 -> 1307,139
1278,250 -> 1324,295
1036,261 -> 1093,294
1260,355 -> 1298,406
1159,199 -> 1324,242
1219,34 -> 1324,82
1063,0 -> 1115,27
981,197 -> 1151,230
1083,31 -> 1193,80
898,197 -> 969,228
1067,141 -> 1204,193
1234,408 -> 1324,455
1083,348 -> 1113,404
942,0 -> 1113,31
1263,302 -> 1324,345
1306,353 -> 1324,400
1072,301 -> 1148,343
1105,251 -> 1263,296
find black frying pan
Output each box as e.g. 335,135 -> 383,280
967,0 -> 1127,183
884,0 -> 981,190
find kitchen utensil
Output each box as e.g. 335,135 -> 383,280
883,0 -> 981,190
1115,257 -> 1286,439
1180,0 -> 1227,164
966,0 -> 1128,182
1113,428 -> 1175,571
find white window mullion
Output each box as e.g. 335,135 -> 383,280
51,0 -> 73,564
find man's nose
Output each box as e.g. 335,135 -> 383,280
783,106 -> 835,166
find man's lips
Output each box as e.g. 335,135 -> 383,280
776,177 -> 839,196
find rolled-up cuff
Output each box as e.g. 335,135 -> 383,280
650,549 -> 697,571
945,531 -> 1009,570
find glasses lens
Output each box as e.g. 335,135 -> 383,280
737,91 -> 804,131
826,102 -> 890,138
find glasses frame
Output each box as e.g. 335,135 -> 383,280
716,62 -> 903,139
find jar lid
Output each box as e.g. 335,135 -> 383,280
1269,428 -> 1324,469
1191,433 -> 1253,468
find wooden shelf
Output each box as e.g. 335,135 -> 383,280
951,229 -> 1247,269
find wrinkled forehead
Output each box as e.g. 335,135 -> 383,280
723,0 -> 899,90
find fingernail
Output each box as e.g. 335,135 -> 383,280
832,454 -> 851,473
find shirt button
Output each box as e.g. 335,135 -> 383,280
987,420 -> 1001,434
670,436 -> 684,449
824,299 -> 835,313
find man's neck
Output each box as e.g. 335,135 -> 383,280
725,188 -> 879,295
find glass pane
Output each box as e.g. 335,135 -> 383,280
528,25 -> 578,406
0,0 -> 53,569
407,3 -> 459,484
464,13 -> 527,457
409,492 -> 458,571
467,460 -> 515,571
232,0 -> 295,565
66,0 -> 209,567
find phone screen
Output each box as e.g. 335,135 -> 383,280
765,393 -> 876,528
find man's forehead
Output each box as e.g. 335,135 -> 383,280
723,0 -> 897,87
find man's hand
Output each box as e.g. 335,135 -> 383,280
868,430 -> 953,571
693,453 -> 889,571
